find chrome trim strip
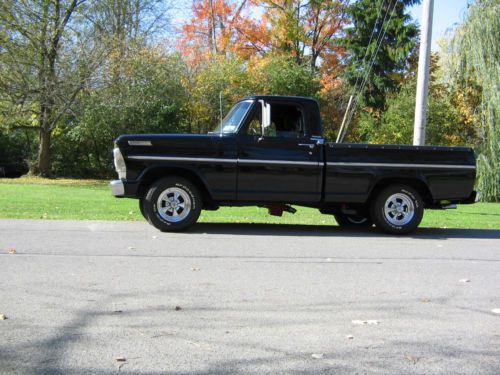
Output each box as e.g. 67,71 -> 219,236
128,140 -> 152,146
127,155 -> 319,166
327,162 -> 476,170
128,155 -> 237,164
127,155 -> 474,170
238,159 -> 319,167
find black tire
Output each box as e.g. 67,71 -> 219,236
334,213 -> 373,227
143,176 -> 202,232
371,184 -> 424,235
139,198 -> 147,219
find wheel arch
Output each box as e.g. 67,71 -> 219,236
368,177 -> 434,206
136,166 -> 216,207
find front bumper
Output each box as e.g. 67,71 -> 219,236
110,180 -> 125,196
110,179 -> 141,198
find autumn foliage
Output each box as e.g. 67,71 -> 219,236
177,0 -> 349,137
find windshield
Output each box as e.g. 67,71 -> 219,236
212,100 -> 253,134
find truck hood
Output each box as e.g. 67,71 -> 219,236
115,133 -> 236,162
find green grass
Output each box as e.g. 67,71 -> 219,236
1,177 -> 499,229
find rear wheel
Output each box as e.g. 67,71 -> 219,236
371,184 -> 424,235
334,213 -> 373,227
143,177 -> 202,232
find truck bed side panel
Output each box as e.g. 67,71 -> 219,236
324,143 -> 476,203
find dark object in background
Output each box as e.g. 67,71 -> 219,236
0,163 -> 29,178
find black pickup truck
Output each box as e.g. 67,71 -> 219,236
111,96 -> 476,234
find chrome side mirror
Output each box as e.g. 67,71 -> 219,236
258,100 -> 271,137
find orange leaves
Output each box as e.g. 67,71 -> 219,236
178,0 -> 265,67
178,0 -> 348,78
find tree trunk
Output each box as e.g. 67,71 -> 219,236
36,128 -> 52,176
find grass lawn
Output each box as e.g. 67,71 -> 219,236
1,177 -> 499,229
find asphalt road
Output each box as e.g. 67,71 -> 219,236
1,219 -> 499,375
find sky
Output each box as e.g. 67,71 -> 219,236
409,0 -> 470,50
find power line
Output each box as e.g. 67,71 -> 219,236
339,0 -> 399,142
338,0 -> 386,115
348,0 -> 386,97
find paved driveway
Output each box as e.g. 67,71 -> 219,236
1,219 -> 499,374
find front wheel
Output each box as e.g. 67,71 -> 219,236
143,177 -> 202,232
139,198 -> 147,219
371,185 -> 424,235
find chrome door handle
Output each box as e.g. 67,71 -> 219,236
298,143 -> 315,149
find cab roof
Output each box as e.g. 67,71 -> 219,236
243,95 -> 319,104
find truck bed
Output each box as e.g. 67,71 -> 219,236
324,143 -> 476,204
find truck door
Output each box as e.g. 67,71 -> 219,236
237,100 -> 323,202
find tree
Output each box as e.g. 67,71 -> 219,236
0,0 -> 104,175
178,0 -> 249,66
248,54 -> 320,96
448,0 -> 499,201
356,77 -> 474,146
351,53 -> 477,146
52,48 -> 188,177
185,56 -> 251,134
342,0 -> 420,113
179,0 -> 348,73
254,0 -> 348,70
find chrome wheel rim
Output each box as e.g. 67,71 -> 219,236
157,187 -> 191,223
383,193 -> 415,226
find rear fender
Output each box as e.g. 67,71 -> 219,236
368,176 -> 434,205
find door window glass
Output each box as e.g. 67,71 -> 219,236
269,104 -> 305,138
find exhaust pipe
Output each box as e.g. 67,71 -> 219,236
441,204 -> 457,209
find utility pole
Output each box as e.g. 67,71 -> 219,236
413,0 -> 434,146
336,95 -> 353,143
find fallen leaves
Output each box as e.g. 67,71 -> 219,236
352,320 -> 379,325
115,357 -> 127,370
405,354 -> 421,364
311,353 -> 324,359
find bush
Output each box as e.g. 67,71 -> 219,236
52,49 -> 189,178
354,79 -> 475,146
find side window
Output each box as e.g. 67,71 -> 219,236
269,104 -> 305,138
245,107 -> 262,136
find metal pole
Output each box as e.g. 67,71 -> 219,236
337,95 -> 353,143
219,91 -> 223,135
413,0 -> 434,146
